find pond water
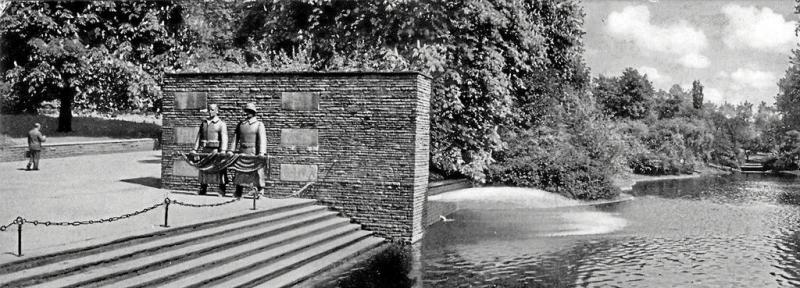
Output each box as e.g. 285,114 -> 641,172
321,174 -> 800,287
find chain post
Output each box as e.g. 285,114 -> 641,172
251,191 -> 258,211
161,198 -> 171,228
16,217 -> 23,257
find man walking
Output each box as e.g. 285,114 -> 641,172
26,123 -> 46,171
229,103 -> 267,198
191,104 -> 229,196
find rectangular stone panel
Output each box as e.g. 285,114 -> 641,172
280,164 -> 318,182
281,92 -> 319,111
174,126 -> 198,144
280,129 -> 318,147
173,160 -> 198,177
174,92 -> 207,110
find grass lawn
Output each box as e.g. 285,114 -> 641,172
1,113 -> 162,146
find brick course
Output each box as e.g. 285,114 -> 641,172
161,72 -> 430,242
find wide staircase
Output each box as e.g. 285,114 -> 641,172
0,199 -> 385,288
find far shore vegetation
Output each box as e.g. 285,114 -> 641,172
3,1 -> 800,201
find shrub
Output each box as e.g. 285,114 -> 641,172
628,153 -> 694,175
488,130 -> 620,200
764,156 -> 798,171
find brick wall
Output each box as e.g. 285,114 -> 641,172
161,72 -> 431,242
0,138 -> 156,162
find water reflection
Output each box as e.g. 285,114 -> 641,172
324,174 -> 800,287
321,244 -> 418,288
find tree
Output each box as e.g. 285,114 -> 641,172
778,49 -> 800,131
691,80 -> 703,110
222,0 -> 588,181
594,68 -> 654,120
652,85 -> 689,119
751,102 -> 781,153
0,1 -> 183,131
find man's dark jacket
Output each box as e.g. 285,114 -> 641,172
27,128 -> 45,151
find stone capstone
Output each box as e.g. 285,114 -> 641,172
280,129 -> 318,148
174,92 -> 207,110
172,160 -> 198,177
174,126 -> 197,144
280,164 -> 318,182
281,92 -> 319,111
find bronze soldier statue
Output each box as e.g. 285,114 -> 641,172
229,103 -> 267,198
191,104 -> 229,196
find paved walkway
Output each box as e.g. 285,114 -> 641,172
0,151 -> 298,263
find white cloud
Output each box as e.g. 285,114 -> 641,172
729,68 -> 777,89
722,4 -> 797,52
704,87 -> 725,104
607,5 -> 710,69
638,66 -> 672,89
678,53 -> 710,69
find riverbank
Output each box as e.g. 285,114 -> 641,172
612,165 -> 732,192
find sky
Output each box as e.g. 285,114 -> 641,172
583,0 -> 797,105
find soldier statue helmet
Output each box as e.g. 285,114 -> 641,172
230,102 -> 267,197
192,103 -> 229,196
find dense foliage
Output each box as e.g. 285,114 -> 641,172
3,0 -> 799,200
595,68 -> 654,120
588,66 -> 787,176
0,1 -> 184,131
487,128 -> 619,200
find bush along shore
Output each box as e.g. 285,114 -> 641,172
611,165 -> 733,192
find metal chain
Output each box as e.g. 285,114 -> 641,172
170,197 -> 240,208
0,217 -> 23,232
0,195 -> 241,232
22,201 -> 165,228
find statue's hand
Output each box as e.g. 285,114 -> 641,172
226,150 -> 234,156
189,149 -> 197,155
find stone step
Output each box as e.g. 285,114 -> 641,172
0,205 -> 332,287
46,217 -> 353,288
108,223 -> 362,288
127,224 -> 369,288
256,237 -> 386,288
0,198 -> 317,275
170,230 -> 374,288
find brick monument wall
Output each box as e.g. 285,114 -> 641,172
161,72 -> 430,242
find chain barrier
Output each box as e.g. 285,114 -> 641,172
171,197 -> 240,208
0,151 -> 345,256
0,195 -> 243,233
23,201 -> 166,228
0,217 -> 22,232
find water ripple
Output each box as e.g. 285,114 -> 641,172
323,174 -> 800,288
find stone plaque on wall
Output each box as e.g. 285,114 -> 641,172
174,126 -> 198,144
280,164 -> 318,182
173,160 -> 198,177
174,92 -> 207,110
280,129 -> 319,147
281,92 -> 319,111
